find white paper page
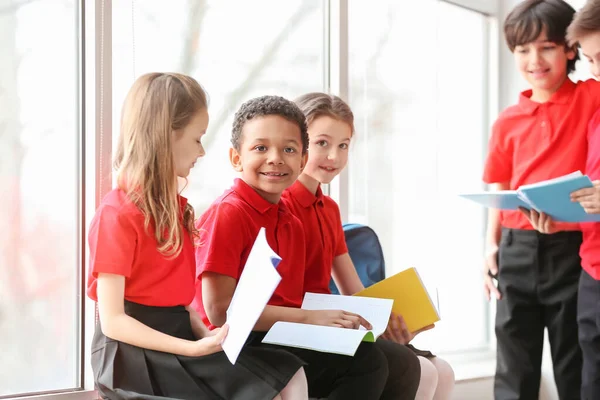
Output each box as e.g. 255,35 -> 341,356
301,293 -> 393,338
222,227 -> 281,364
262,321 -> 371,356
519,170 -> 583,190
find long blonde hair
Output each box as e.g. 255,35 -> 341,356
114,72 -> 208,257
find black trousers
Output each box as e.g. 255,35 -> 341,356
578,268 -> 600,399
375,338 -> 421,400
494,228 -> 582,400
247,331 -> 394,400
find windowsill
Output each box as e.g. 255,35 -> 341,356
3,352 -> 496,399
3,389 -> 97,400
438,348 -> 496,382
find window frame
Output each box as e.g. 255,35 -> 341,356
80,0 -> 113,397
442,0 -> 499,15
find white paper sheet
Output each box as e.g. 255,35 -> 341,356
222,227 -> 281,364
263,321 -> 374,356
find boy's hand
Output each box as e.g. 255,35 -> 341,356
189,324 -> 228,357
484,245 -> 501,301
304,309 -> 372,330
381,312 -> 434,344
571,180 -> 600,214
520,207 -> 557,233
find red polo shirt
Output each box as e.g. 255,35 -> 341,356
282,181 -> 347,294
580,110 -> 600,280
193,178 -> 306,330
483,78 -> 600,230
87,189 -> 196,307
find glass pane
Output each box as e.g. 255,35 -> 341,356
0,0 -> 80,396
347,0 -> 488,353
112,0 -> 324,213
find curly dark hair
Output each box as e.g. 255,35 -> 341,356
504,0 -> 579,74
231,95 -> 309,154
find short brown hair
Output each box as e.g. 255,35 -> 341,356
504,0 -> 578,74
567,0 -> 600,45
293,92 -> 355,135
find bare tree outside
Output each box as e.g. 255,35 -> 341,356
115,0 -> 323,215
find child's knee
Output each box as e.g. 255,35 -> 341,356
354,343 -> 389,376
415,357 -> 439,400
431,357 -> 455,390
418,357 -> 439,388
380,341 -> 421,385
281,367 -> 308,399
404,349 -> 422,384
394,345 -> 421,394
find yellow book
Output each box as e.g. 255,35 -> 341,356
353,267 -> 440,333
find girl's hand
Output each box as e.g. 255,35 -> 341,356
571,180 -> 600,214
188,324 -> 228,357
382,313 -> 434,344
304,309 -> 372,330
520,207 -> 557,234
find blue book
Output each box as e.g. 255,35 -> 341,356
460,171 -> 600,223
459,191 -> 530,211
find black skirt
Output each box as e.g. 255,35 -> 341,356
406,344 -> 435,358
92,301 -> 305,400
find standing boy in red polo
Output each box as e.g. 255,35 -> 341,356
192,95 -> 420,400
525,2 -> 600,398
483,1 -> 600,399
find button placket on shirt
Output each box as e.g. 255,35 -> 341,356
315,200 -> 330,252
538,105 -> 551,142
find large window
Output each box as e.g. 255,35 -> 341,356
1,1 -> 504,397
112,0 -> 325,213
347,0 -> 491,353
0,0 -> 81,396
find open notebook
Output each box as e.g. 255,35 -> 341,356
460,171 -> 600,222
262,293 -> 393,356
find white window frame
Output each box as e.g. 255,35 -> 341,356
325,0 -> 349,210
81,0 -> 113,397
443,0 -> 499,15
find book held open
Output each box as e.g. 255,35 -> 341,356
460,171 -> 600,222
263,293 -> 393,356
